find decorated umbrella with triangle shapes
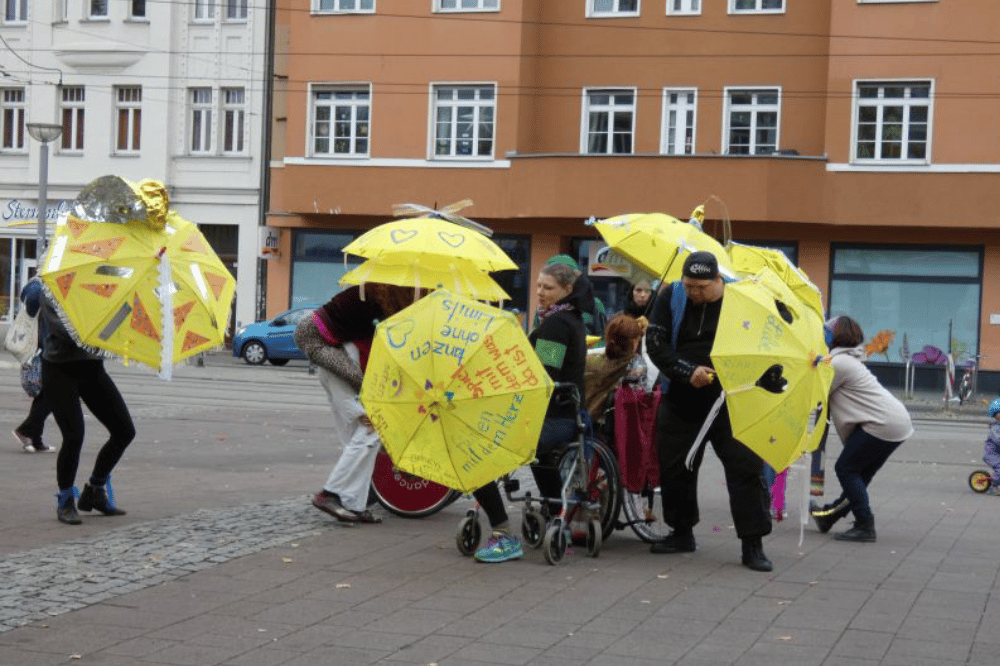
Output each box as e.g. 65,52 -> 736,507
39,175 -> 235,378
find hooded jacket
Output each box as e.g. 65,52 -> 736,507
828,345 -> 914,443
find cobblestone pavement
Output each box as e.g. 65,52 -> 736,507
0,498 -> 329,633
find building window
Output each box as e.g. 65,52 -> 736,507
189,88 -> 213,154
435,0 -> 499,10
666,0 -> 700,14
89,0 -> 108,18
56,0 -> 69,21
661,88 -> 697,155
60,86 -> 85,152
114,86 -> 142,153
724,87 -> 779,155
225,0 -> 247,20
730,0 -> 784,12
311,87 -> 370,156
1,88 -> 25,151
854,81 -> 931,163
130,0 -> 146,18
4,0 -> 26,23
222,87 -> 246,154
583,88 -> 635,155
588,0 -> 639,16
432,85 -> 495,159
194,0 -> 215,20
316,0 -> 375,12
829,245 -> 981,363
292,231 -> 365,308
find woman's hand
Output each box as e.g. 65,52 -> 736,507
690,365 -> 716,388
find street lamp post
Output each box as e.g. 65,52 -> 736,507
26,122 -> 63,262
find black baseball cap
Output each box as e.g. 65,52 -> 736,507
682,251 -> 720,280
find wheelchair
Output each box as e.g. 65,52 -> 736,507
455,383 -> 623,565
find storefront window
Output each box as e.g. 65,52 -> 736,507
490,234 -> 530,328
829,245 -> 981,363
291,231 -> 363,308
0,237 -> 11,320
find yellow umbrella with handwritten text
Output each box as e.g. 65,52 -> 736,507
360,290 -> 554,493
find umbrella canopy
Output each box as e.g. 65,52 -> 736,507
39,176 -> 235,377
360,289 -> 554,493
588,212 -> 735,284
710,273 -> 833,472
339,256 -> 510,302
343,216 -> 518,272
726,242 -> 824,319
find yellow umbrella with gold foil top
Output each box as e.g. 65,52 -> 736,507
39,175 -> 235,378
360,289 -> 554,493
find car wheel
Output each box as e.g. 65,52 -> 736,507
241,341 -> 267,365
269,358 -> 289,366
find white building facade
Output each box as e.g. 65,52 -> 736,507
0,0 -> 267,335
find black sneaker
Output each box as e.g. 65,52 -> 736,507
78,483 -> 127,516
34,441 -> 57,453
650,530 -> 696,554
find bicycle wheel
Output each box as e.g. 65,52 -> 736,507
371,450 -> 461,518
969,470 -> 992,493
557,437 -> 622,542
621,485 -> 671,543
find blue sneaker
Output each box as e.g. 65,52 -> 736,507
474,533 -> 523,563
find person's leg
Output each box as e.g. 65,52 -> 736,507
530,417 -> 576,503
985,443 -> 1000,485
833,428 -> 902,541
77,364 -> 135,516
651,400 -> 701,553
17,390 -> 52,447
471,481 -> 522,562
325,423 -> 381,515
43,360 -> 86,524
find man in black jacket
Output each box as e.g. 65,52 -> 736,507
645,252 -> 773,572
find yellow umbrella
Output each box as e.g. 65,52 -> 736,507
706,273 -> 834,472
339,256 -> 510,302
588,212 -> 734,284
727,242 -> 825,319
39,176 -> 235,378
344,216 -> 518,272
360,289 -> 554,493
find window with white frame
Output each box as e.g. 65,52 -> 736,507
730,0 -> 783,13
189,88 -> 213,154
4,0 -> 27,23
56,0 -> 69,21
222,87 -> 246,154
130,0 -> 146,18
435,0 -> 499,10
316,0 -> 374,12
311,87 -> 370,156
1,88 -> 25,151
194,0 -> 215,21
854,81 -> 931,162
60,86 -> 85,152
114,86 -> 142,153
89,0 -> 108,18
225,0 -> 248,20
588,0 -> 639,16
583,88 -> 635,155
661,88 -> 696,155
432,85 -> 495,158
666,0 -> 700,14
724,87 -> 779,155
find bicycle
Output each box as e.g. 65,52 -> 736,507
957,355 -> 985,405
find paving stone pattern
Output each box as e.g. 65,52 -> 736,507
0,498 -> 325,632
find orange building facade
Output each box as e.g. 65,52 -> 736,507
266,0 -> 1000,390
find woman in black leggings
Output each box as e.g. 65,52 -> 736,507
40,294 -> 136,525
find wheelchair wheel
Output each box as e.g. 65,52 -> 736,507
543,521 -> 568,565
969,470 -> 992,494
372,450 -> 461,518
456,512 -> 482,556
621,485 -> 670,543
521,509 -> 545,549
557,437 -> 622,542
586,518 -> 602,558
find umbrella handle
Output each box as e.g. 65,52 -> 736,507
685,392 -> 727,470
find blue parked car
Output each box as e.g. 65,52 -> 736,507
232,306 -> 317,365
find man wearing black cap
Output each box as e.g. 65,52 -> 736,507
644,251 -> 773,572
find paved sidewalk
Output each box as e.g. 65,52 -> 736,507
0,357 -> 998,665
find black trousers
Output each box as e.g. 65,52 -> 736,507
17,390 -> 51,442
43,359 -> 136,491
655,399 -> 771,540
